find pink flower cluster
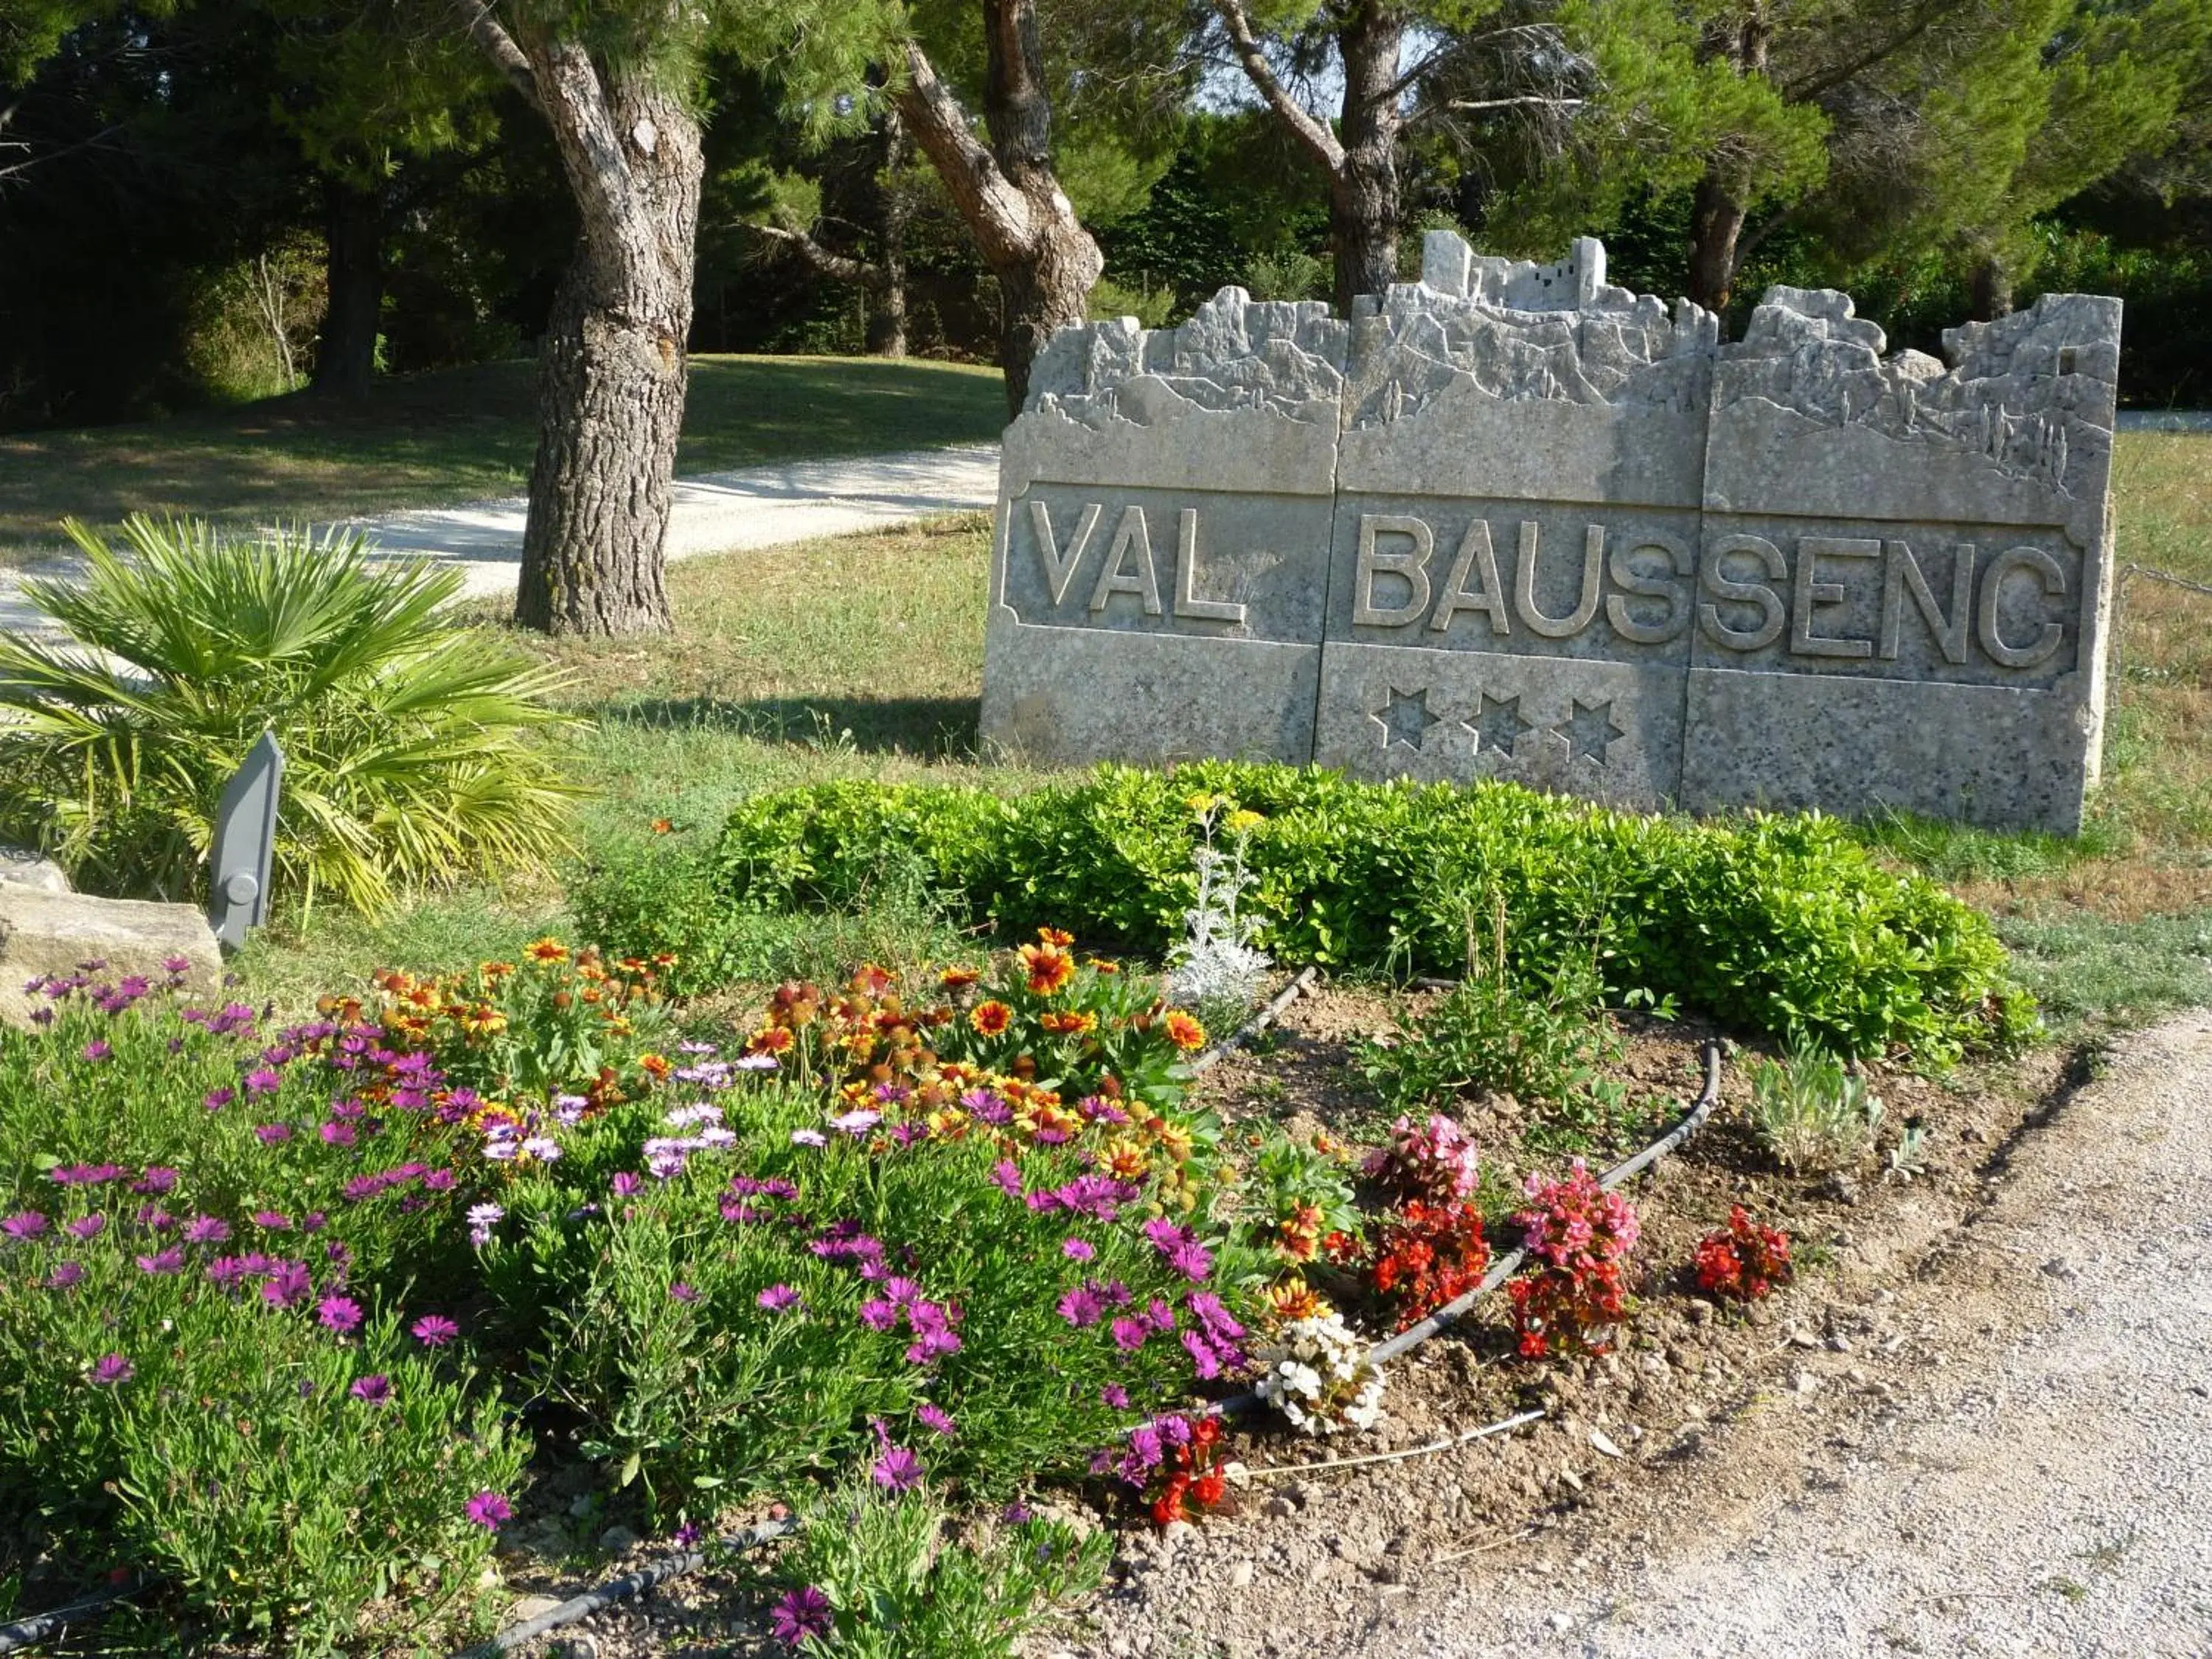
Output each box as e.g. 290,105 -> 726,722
1363,1113 -> 1481,1203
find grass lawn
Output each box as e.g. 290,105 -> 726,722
0,355 -> 1006,554
227,432 -> 2212,1042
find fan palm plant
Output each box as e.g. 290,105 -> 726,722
0,516 -> 583,917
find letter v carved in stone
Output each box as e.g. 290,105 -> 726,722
1027,500 -> 1103,607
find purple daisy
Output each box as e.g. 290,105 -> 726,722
464,1490 -> 512,1531
317,1295 -> 364,1335
768,1586 -> 833,1644
870,1444 -> 925,1494
411,1313 -> 460,1346
88,1352 -> 133,1385
350,1374 -> 393,1405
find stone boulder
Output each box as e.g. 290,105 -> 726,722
0,846 -> 70,894
0,884 -> 223,1029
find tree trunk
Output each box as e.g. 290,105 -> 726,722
1969,250 -> 2014,321
1688,168 -> 1747,313
512,56 -> 702,638
313,178 -> 383,398
1331,1 -> 1405,314
869,102 -> 911,358
894,5 -> 1101,417
1686,9 -> 1770,317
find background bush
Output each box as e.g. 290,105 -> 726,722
604,763 -> 2033,1061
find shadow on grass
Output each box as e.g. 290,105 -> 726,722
591,695 -> 981,757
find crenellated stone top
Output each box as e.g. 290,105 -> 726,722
1719,286 -> 2122,504
1341,232 -> 1719,430
1025,288 -> 1349,428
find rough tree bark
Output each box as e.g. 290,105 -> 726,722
1686,8 -> 1773,314
313,177 -> 383,398
1969,250 -> 2014,321
893,3 -> 1100,416
1215,0 -> 1406,316
460,0 -> 699,636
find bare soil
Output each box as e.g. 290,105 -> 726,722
480,983 -> 2134,1659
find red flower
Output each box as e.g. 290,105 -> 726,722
1694,1206 -> 1792,1302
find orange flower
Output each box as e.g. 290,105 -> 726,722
1037,926 -> 1074,947
1161,1009 -> 1207,1051
747,1026 -> 796,1055
939,967 -> 981,989
479,961 -> 516,980
1266,1279 -> 1325,1323
524,937 -> 569,964
1038,1009 -> 1096,1037
1018,942 -> 1076,997
638,1052 -> 672,1079
1085,956 -> 1121,975
650,817 -> 675,834
970,1001 -> 1013,1037
852,964 -> 896,1000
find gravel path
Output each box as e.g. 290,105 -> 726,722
1101,1011 -> 2212,1658
0,444 -> 1001,635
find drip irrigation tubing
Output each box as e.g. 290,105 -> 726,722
1189,966 -> 1318,1074
453,1517 -> 795,1658
1215,1037 -> 1725,1412
0,1577 -> 157,1655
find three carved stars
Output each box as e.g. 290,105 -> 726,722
1369,687 -> 1625,767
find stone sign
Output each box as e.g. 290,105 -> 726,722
979,232 -> 2121,832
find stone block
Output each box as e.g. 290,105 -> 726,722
980,622 -> 1319,767
973,233 -> 2122,834
1679,668 -> 2100,834
0,846 -> 69,894
0,886 -> 223,1029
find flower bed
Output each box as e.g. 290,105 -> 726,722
0,939 -> 1262,1649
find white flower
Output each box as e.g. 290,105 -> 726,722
1253,1312 -> 1385,1437
521,1136 -> 563,1162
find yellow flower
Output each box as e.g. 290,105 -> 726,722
1103,1138 -> 1150,1181
523,937 -> 568,965
1226,809 -> 1264,834
1266,1279 -> 1329,1324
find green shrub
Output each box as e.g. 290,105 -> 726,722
0,515 -> 580,916
673,764 -> 2031,1060
766,1478 -> 1111,1658
1360,902 -> 1631,1150
1748,1039 -> 1885,1173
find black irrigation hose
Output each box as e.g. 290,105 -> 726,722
0,1576 -> 158,1655
1189,967 -> 1319,1074
453,1517 -> 796,1658
1217,1037 -> 1725,1411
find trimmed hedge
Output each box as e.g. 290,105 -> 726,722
585,763 -> 2030,1060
